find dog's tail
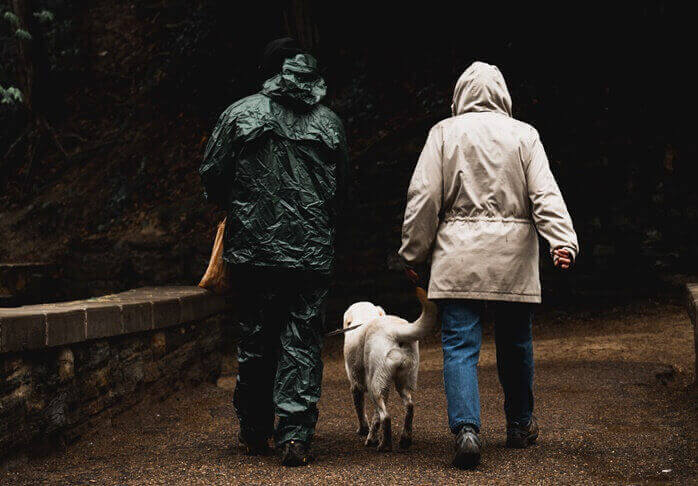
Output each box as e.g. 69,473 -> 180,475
392,287 -> 438,342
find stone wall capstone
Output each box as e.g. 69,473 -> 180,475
0,286 -> 235,459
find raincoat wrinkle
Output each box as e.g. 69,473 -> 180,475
233,272 -> 326,446
200,53 -> 348,275
200,53 -> 344,446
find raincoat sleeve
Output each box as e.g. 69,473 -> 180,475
525,130 -> 579,261
199,109 -> 238,207
399,126 -> 444,265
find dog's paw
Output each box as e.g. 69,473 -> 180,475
364,436 -> 378,448
399,435 -> 412,450
376,440 -> 392,453
357,425 -> 369,436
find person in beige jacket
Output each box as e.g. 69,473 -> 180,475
399,61 -> 578,469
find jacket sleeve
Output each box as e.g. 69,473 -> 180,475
399,126 -> 444,265
525,130 -> 579,260
199,108 -> 237,207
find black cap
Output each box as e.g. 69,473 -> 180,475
260,37 -> 302,79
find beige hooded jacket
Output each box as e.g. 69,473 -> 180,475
399,62 -> 579,303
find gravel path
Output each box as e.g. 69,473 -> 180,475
2,301 -> 696,485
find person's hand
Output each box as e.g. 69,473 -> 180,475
553,248 -> 573,270
405,267 -> 420,284
402,260 -> 428,287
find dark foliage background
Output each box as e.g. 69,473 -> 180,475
0,1 -> 694,320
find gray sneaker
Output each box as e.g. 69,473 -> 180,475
452,425 -> 482,469
506,416 -> 539,448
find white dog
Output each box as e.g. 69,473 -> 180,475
342,288 -> 437,451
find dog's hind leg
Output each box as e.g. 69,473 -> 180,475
397,387 -> 414,450
364,409 -> 380,447
375,394 -> 392,452
352,386 -> 369,436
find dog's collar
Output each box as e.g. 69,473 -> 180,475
325,322 -> 364,337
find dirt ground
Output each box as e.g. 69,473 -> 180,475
1,300 -> 696,485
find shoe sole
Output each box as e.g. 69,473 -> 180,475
243,447 -> 270,456
452,450 -> 481,469
238,441 -> 271,456
282,455 -> 313,467
506,431 -> 538,449
282,460 -> 311,467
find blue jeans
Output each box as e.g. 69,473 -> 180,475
439,299 -> 534,433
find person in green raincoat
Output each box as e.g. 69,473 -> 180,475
199,38 -> 348,467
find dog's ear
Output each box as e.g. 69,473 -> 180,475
377,306 -> 386,316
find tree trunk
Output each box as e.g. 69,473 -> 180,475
10,0 -> 64,184
12,0 -> 36,113
283,0 -> 319,51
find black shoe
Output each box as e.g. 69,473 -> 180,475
452,425 -> 482,469
238,433 -> 271,456
281,440 -> 313,467
506,416 -> 539,449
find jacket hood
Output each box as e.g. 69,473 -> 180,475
262,53 -> 327,108
451,61 -> 512,117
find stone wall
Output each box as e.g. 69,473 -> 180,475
0,287 -> 235,458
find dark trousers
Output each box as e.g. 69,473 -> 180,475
233,271 -> 327,446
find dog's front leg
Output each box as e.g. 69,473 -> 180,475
352,387 -> 369,436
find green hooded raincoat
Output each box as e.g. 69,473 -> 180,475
199,53 -> 347,446
200,54 -> 348,275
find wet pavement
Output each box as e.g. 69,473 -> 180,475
2,302 -> 696,485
